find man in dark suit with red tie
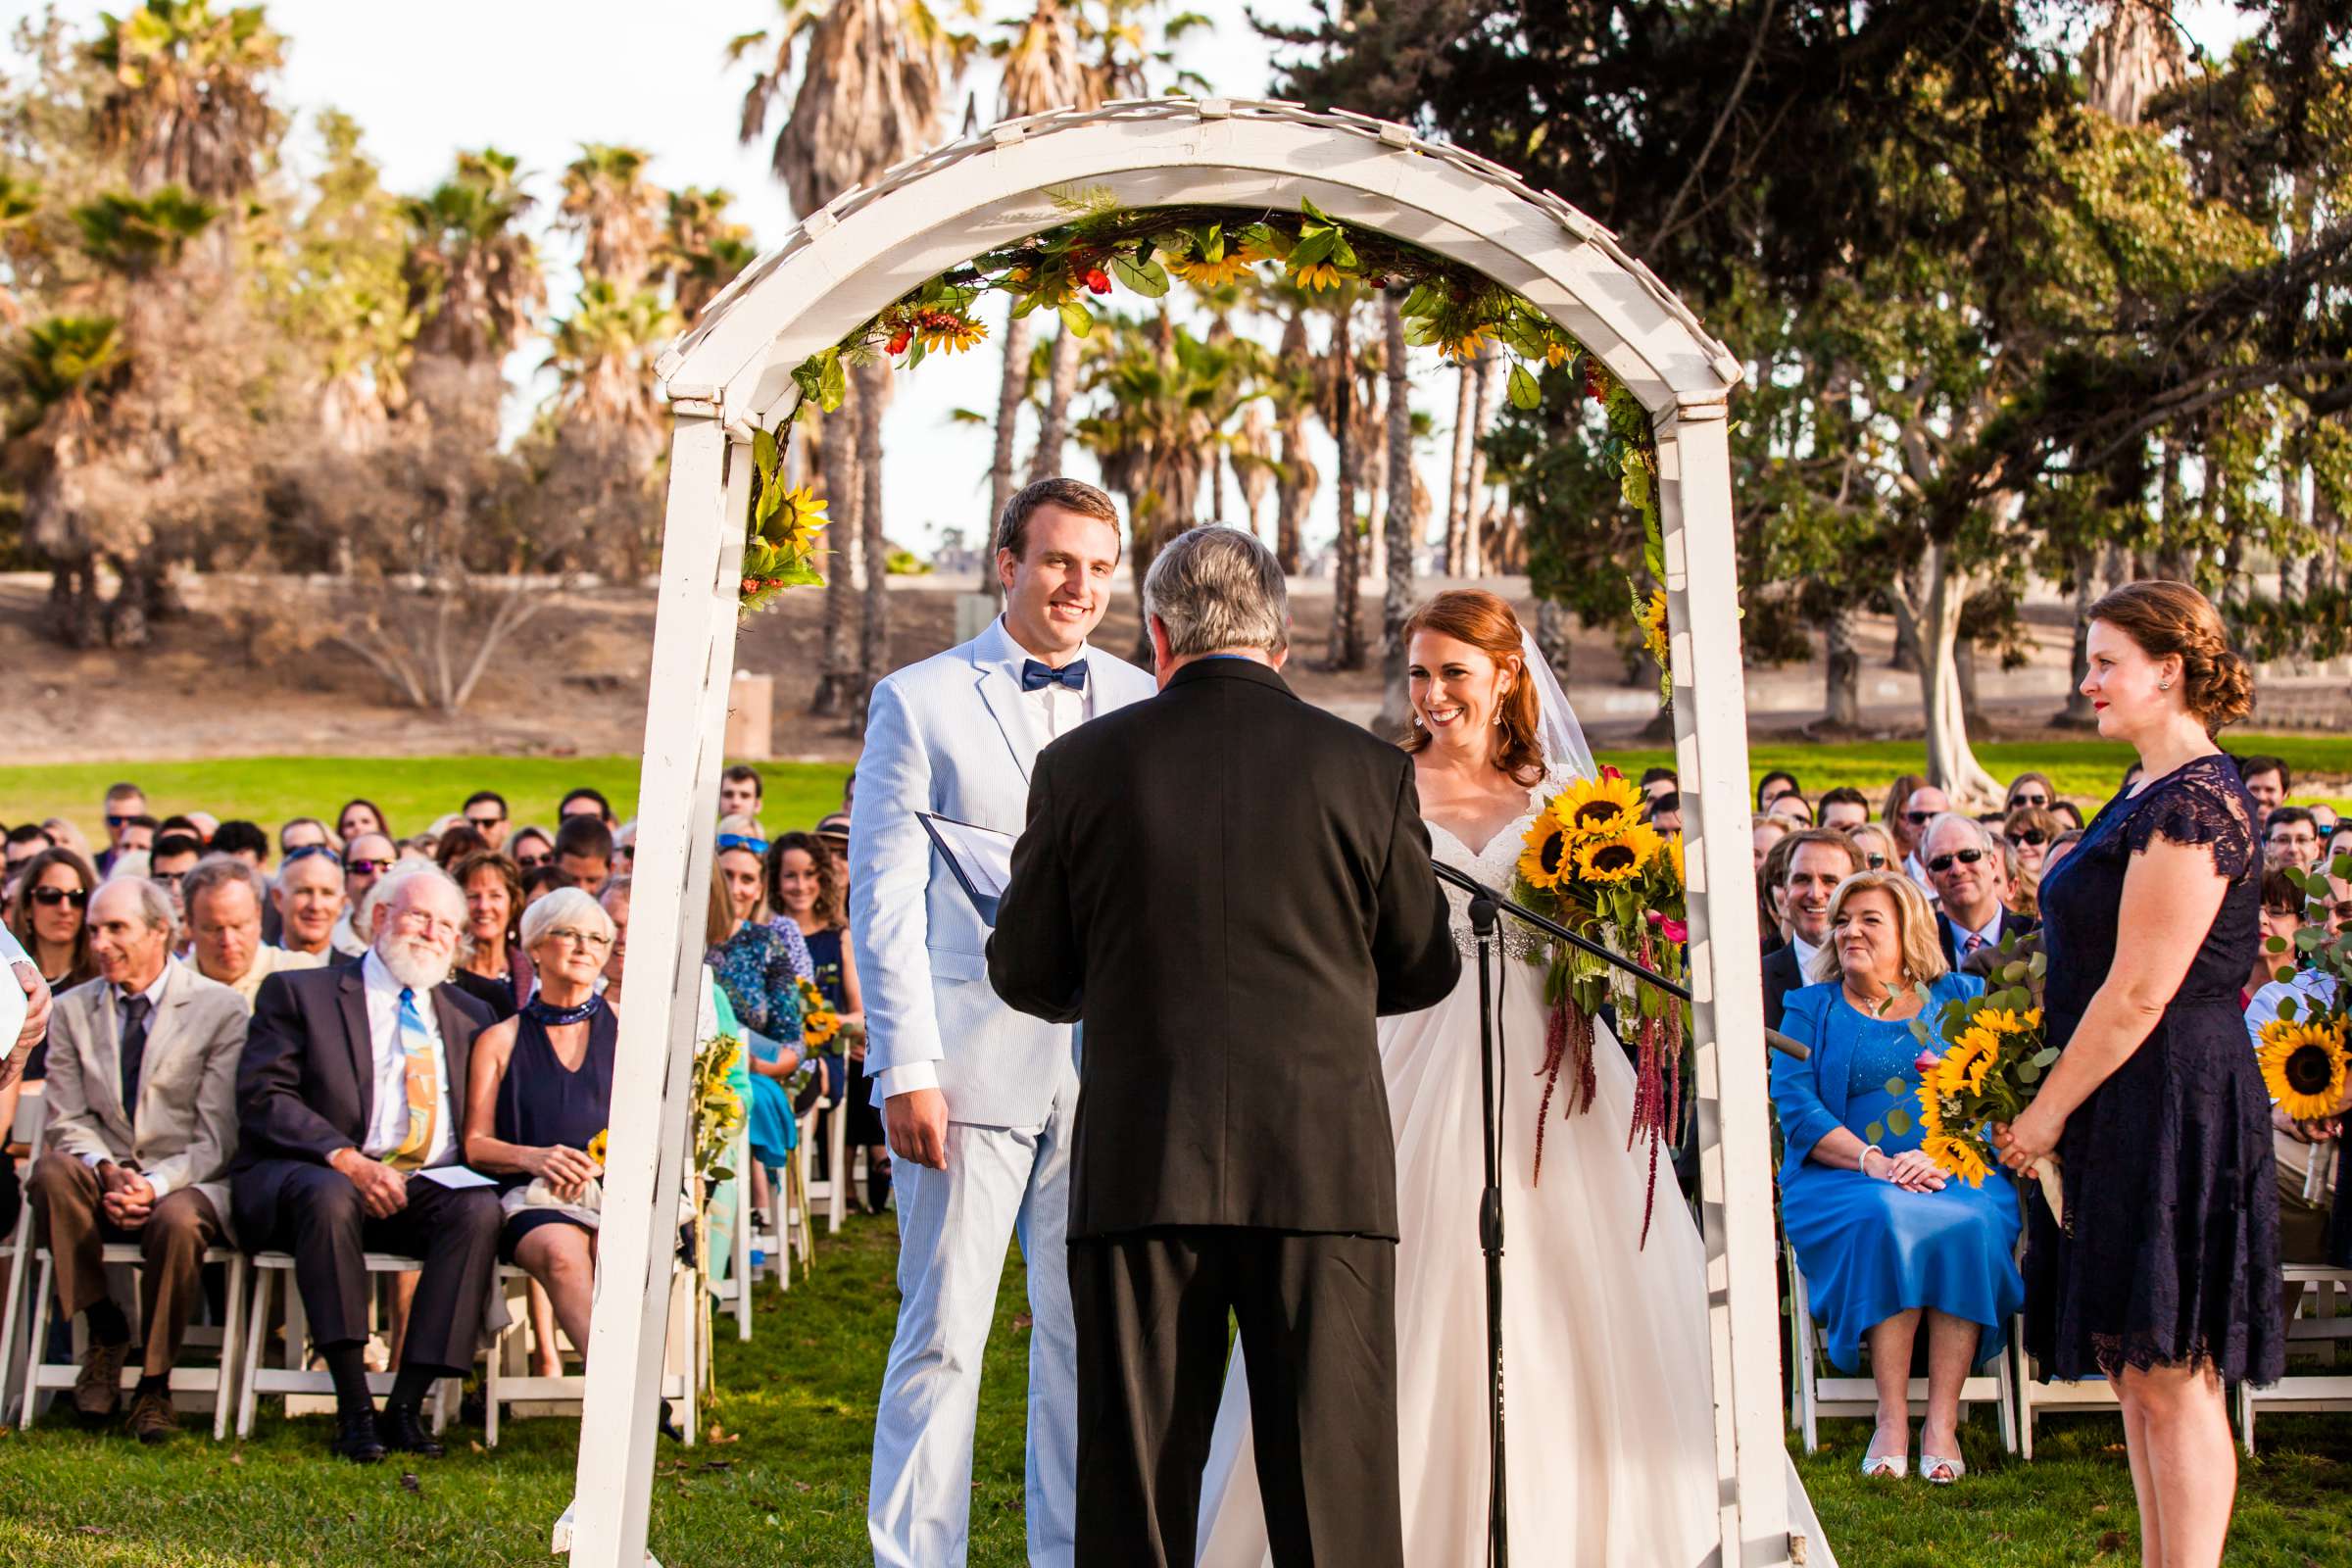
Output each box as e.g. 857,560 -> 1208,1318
231,867 -> 501,1463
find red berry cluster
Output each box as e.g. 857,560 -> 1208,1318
1584,360 -> 1607,403
741,575 -> 789,595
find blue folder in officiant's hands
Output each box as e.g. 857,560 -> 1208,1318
918,811 -> 1017,926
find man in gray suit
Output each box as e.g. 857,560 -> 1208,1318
852,478 -> 1157,1567
26,878 -> 247,1442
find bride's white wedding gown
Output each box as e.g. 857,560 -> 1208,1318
1194,786 -> 1830,1568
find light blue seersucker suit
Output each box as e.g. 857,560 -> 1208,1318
851,614 -> 1154,1568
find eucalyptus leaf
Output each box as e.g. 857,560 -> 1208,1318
1866,1122 -> 1886,1146
2032,1047 -> 2059,1067
1886,1077 -> 1910,1099
1886,1109 -> 1912,1137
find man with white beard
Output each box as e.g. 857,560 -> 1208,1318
230,868 -> 502,1464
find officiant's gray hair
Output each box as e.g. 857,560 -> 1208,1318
1143,525 -> 1289,657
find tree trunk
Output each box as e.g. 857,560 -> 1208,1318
1461,349 -> 1502,575
1377,291 -> 1417,736
1954,634 -> 1984,731
808,376 -> 863,716
1824,603 -> 1861,729
1028,326 -> 1080,485
989,303 -> 1030,587
1887,571 -> 1923,672
2057,549 -> 2099,726
1326,304 -> 1365,669
1273,414 -> 1312,575
1445,359 -> 1475,576
1916,542 -> 2003,806
855,362 -> 893,727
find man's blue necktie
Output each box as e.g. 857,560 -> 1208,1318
1021,658 -> 1088,693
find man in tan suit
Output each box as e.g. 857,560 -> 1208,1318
26,878 -> 247,1443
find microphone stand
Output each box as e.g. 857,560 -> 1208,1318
1428,862 -> 1809,1568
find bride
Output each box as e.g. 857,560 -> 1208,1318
1195,588 -> 1822,1567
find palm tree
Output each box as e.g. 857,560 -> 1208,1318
543,277 -> 679,576
658,186 -> 758,321
10,315 -> 129,647
732,0 -> 973,717
0,173 -> 42,327
987,0 -> 1096,555
86,0 -> 283,199
402,149 -> 545,369
1313,284 -> 1380,669
1377,286 -> 1418,732
1269,307 -> 1317,573
558,143 -> 662,294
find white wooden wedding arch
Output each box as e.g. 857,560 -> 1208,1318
568,98 -> 1790,1568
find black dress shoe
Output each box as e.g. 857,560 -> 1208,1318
379,1401 -> 445,1458
333,1408 -> 387,1464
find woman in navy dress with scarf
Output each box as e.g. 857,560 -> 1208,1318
766,831 -> 887,1210
1997,582 -> 2280,1568
463,887 -> 620,1372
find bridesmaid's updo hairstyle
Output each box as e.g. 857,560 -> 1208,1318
1399,590 -> 1546,787
2088,579 -> 2255,732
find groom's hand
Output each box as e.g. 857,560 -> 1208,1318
885,1088 -> 950,1170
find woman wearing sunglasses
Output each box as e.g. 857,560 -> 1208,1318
4,847 -> 98,1079
2003,770 -> 2060,814
1847,822 -> 1899,875
2001,806 -> 2066,918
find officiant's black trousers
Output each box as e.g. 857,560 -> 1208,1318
1068,1227 -> 1401,1568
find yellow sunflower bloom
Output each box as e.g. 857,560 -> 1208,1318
1519,813 -> 1572,891
805,1010 -> 842,1049
1915,1085 -> 1945,1139
1169,252 -> 1253,288
1665,833 -> 1685,887
1544,339 -> 1572,368
1573,823 -> 1665,885
587,1128 -> 609,1168
1550,773 -> 1647,839
2259,1015 -> 2351,1122
772,483 -> 829,546
916,312 -> 989,354
1936,1027 -> 2000,1096
1438,325 -> 1498,363
1924,1131 -> 1991,1187
1293,260 -> 1345,291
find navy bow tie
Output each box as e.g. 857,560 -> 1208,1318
1021,658 -> 1089,693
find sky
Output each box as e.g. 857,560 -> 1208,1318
4,0 -> 2264,560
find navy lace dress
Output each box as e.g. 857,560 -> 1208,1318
2027,754 -> 2282,1383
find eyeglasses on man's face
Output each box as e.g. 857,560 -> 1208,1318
105,813 -> 137,829
394,907 -> 462,943
466,814 -> 504,832
1927,848 -> 1987,875
30,885 -> 89,908
345,858 -> 394,876
1904,810 -> 1937,826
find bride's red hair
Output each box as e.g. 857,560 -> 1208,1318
1399,590 -> 1546,786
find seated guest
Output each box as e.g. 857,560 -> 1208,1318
2002,771 -> 2057,813
1766,791 -> 1815,826
2312,803 -> 2339,835
560,787 -> 615,828
1772,870 -> 2025,1482
1763,830 -> 1862,1031
2249,868 -> 2303,1005
521,864 -> 579,907
708,825 -> 807,1191
2265,806 -> 2323,871
813,811 -> 851,858
432,824 -> 489,872
1846,822 -> 1897,874
42,816 -> 95,863
1645,789 -> 1683,835
330,834 -> 398,957
185,857 -> 324,1007
1920,812 -> 2035,968
1817,787 -> 1871,832
2329,822 -> 2352,874
6,821 -> 56,888
2048,799 -> 2085,831
231,868 -> 502,1463
1752,812 -> 1791,873
511,825 -> 556,873
335,798 -> 390,845
95,782 -> 148,876
766,831 -> 886,1209
209,820 -> 270,869
2041,828 -> 2084,877
158,814 -> 207,845
1757,831 -> 1801,954
1895,784 -> 1951,893
612,820 -> 635,875
719,763 -> 763,822
273,845 -> 345,958
449,853 -> 529,1021
461,888 -> 616,1375
1757,770 -> 1801,811
2237,753 -> 2288,825
552,815 -> 614,897
279,816 -> 332,858
461,792 -> 511,852
1638,765 -> 1677,804
149,832 -> 204,927
27,879 -> 247,1442
8,848 -> 99,1076
2000,806 -> 2064,917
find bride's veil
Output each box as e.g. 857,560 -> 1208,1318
1517,626 -> 1598,782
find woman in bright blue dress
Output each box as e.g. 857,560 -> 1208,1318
1773,868 -> 2024,1484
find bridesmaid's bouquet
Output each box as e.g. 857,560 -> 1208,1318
1910,936 -> 2065,1223
1513,765 -> 1690,1243
798,976 -> 842,1051
2254,1005 -> 2351,1127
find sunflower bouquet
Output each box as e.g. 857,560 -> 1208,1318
1909,937 -> 2065,1222
798,976 -> 842,1052
1513,764 -> 1690,1242
2257,1004 -> 2352,1128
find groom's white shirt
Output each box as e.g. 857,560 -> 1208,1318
850,614 -> 1152,1122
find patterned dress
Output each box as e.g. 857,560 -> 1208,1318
2028,754 -> 2282,1382
709,920 -> 807,1171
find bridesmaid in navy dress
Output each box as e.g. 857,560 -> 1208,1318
1996,582 -> 2278,1568
765,832 -> 887,1210
463,887 -> 619,1372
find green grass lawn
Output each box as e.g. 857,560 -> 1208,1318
2,1214 -> 2345,1566
6,736 -> 2352,852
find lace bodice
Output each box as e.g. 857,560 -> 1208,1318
1424,763 -> 1581,960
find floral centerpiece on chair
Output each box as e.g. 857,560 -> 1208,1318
1512,765 -> 1689,1242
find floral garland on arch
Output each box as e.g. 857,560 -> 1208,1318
1511,766 -> 1689,1246
731,188 -> 1673,674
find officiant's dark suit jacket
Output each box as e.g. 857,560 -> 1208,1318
987,656 -> 1461,1241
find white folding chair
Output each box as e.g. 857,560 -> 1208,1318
1785,1238 -> 2019,1455
234,1250 -> 451,1439
0,1088 -> 45,1424
2237,1263 -> 2352,1455
2009,1312 -> 2122,1461
806,1099 -> 847,1236
702,1127 -> 755,1343
483,1256 -> 695,1447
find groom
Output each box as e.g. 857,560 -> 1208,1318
989,525 -> 1461,1566
851,478 -> 1157,1566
